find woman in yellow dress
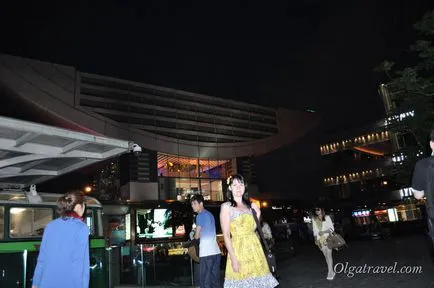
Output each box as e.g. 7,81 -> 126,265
220,174 -> 279,287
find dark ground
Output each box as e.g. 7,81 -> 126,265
116,234 -> 434,287
277,234 -> 434,288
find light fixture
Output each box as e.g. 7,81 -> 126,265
10,208 -> 26,214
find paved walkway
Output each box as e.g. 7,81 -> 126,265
115,234 -> 434,287
278,234 -> 434,288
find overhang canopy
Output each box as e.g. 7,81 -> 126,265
0,116 -> 132,188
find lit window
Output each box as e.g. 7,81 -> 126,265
9,207 -> 53,238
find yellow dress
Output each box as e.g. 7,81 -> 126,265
223,204 -> 279,288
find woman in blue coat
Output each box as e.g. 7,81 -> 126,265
32,190 -> 90,288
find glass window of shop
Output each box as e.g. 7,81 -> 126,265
158,153 -> 229,201
161,178 -> 222,201
158,154 -> 229,179
107,215 -> 127,245
396,204 -> 423,222
374,210 -> 389,223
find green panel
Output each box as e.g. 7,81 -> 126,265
90,238 -> 105,249
0,242 -> 108,287
0,241 -> 41,252
0,238 -> 105,253
89,247 -> 108,288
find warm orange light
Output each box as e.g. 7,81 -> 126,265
249,198 -> 261,208
84,186 -> 92,193
353,146 -> 384,156
262,201 -> 268,208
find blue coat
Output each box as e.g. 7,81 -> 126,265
32,217 -> 90,288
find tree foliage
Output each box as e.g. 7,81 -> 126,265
94,159 -> 121,201
379,10 -> 434,150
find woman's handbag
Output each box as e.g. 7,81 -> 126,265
251,209 -> 277,274
326,230 -> 347,250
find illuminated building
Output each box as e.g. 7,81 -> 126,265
319,84 -> 425,224
0,54 -> 320,201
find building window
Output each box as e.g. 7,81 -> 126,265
201,179 -> 211,200
211,180 -> 224,201
9,207 -> 53,238
199,159 -> 210,178
0,206 -> 4,240
84,209 -> 95,236
157,153 -> 229,179
157,153 -> 229,201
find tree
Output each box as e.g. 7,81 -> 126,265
377,10 -> 434,183
94,159 -> 121,201
379,10 -> 434,150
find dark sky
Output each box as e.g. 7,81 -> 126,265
1,1 -> 434,134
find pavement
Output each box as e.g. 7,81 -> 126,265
278,234 -> 434,288
115,234 -> 434,288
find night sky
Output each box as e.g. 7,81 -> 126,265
1,1 -> 434,134
1,1 -> 434,196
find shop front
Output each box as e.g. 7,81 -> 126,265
352,209 -> 371,226
395,203 -> 423,222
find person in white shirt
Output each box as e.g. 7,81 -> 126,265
312,206 -> 335,281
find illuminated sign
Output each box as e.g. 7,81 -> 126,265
352,210 -> 371,217
168,248 -> 187,256
388,208 -> 398,222
125,214 -> 131,241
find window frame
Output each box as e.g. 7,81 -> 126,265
0,204 -> 103,241
7,205 -> 55,240
0,205 -> 4,240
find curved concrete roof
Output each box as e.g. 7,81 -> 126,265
0,54 -> 321,159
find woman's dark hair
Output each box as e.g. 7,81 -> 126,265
57,190 -> 85,217
314,207 -> 326,222
226,174 -> 251,208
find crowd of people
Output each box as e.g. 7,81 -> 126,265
189,174 -> 341,287
30,127 -> 434,288
29,176 -> 336,288
191,174 -> 279,288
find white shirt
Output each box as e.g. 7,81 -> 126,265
312,215 -> 334,240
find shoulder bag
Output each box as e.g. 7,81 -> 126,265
326,228 -> 347,250
251,209 -> 277,274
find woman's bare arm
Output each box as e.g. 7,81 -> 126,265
251,202 -> 261,220
220,203 -> 239,271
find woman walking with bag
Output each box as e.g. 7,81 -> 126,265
312,206 -> 336,280
220,174 -> 279,287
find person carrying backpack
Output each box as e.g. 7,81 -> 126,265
411,128 -> 434,262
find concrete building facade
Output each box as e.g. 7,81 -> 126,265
0,54 -> 321,201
